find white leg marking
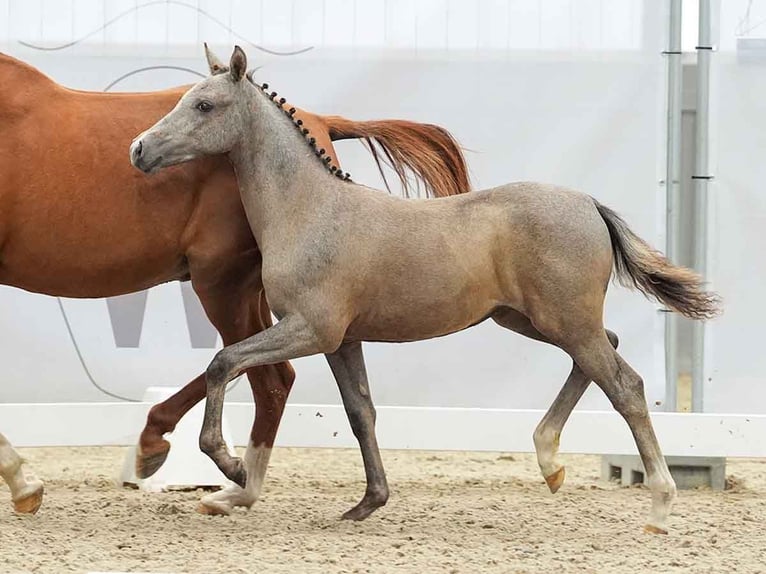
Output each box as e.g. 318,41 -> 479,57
199,442 -> 271,515
0,432 -> 44,512
645,457 -> 677,533
533,424 -> 561,478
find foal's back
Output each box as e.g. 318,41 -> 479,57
336,180 -> 610,265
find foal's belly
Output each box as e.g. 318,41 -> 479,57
344,310 -> 495,344
343,280 -> 500,343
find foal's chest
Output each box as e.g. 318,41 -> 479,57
259,240 -> 340,311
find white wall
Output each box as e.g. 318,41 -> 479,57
0,0 -> 646,52
704,1 -> 766,413
0,1 -> 668,416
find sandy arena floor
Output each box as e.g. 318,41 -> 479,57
1,447 -> 765,574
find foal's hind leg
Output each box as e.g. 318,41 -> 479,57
533,329 -> 619,493
567,333 -> 676,533
492,309 -> 618,493
0,432 -> 43,514
325,342 -> 389,520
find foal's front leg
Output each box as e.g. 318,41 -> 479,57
0,432 -> 44,514
200,314 -> 328,487
325,342 -> 389,520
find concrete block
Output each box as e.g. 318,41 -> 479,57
601,454 -> 726,490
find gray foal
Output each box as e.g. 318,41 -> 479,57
130,46 -> 720,533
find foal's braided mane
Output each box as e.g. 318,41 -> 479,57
243,72 -> 472,198
246,73 -> 352,183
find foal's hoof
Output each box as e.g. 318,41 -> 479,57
341,504 -> 377,521
341,494 -> 387,521
197,501 -> 232,516
12,483 -> 44,515
544,466 -> 566,494
643,523 -> 669,535
135,439 -> 170,479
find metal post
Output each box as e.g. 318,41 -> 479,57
692,0 -> 713,412
664,0 -> 683,412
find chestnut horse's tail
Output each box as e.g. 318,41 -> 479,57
324,116 -> 470,198
594,200 -> 721,320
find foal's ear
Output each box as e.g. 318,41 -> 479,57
204,42 -> 229,75
229,45 -> 247,83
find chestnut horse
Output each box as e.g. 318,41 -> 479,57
0,52 -> 469,514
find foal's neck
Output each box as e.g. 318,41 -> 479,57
229,85 -> 344,251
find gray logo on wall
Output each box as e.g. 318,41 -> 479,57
107,284 -> 218,349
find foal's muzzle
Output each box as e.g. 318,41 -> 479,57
130,138 -> 162,174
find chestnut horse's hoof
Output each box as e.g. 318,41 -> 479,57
544,466 -> 566,494
12,482 -> 44,515
135,439 -> 170,479
643,523 -> 669,535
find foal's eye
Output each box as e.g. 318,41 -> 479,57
196,101 -> 214,113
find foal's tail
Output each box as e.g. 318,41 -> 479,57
324,116 -> 470,198
594,200 -> 721,320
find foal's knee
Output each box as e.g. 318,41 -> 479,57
206,349 -> 235,385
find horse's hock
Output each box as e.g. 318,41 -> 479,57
601,454 -> 726,490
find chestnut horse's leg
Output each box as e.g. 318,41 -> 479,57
136,373 -> 206,478
197,290 -> 295,516
137,258 -> 295,516
0,432 -> 44,514
189,246 -> 296,514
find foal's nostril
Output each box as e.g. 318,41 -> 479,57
135,140 -> 143,157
